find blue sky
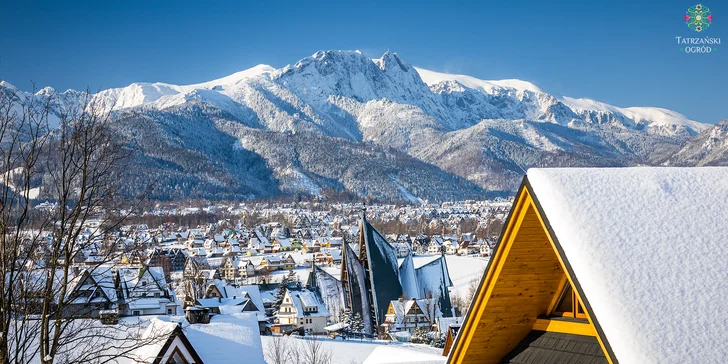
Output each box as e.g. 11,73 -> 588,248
1,0 -> 725,123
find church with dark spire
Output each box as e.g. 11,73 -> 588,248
339,207 -> 453,335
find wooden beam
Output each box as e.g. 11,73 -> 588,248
532,318 -> 596,336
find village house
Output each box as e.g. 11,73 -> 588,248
479,241 -> 493,257
219,256 -> 236,280
272,237 -> 293,252
443,240 -> 458,255
427,237 -> 443,254
302,239 -> 320,253
328,237 -> 343,248
220,256 -> 256,281
64,268 -> 117,318
393,242 -> 411,258
64,266 -> 177,318
120,250 -> 145,265
258,255 -> 282,271
276,289 -> 330,334
147,248 -> 186,277
117,266 -> 178,316
382,298 -> 440,336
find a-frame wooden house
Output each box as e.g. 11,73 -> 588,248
447,167 -> 728,364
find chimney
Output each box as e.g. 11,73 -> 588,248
186,307 -> 210,324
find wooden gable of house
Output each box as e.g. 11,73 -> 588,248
152,325 -> 203,364
137,267 -> 165,292
447,180 -> 615,364
406,300 -> 424,315
204,285 -> 223,299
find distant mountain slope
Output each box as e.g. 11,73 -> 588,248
0,50 -> 714,201
666,120 -> 728,166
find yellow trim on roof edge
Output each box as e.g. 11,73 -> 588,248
447,185 -> 532,363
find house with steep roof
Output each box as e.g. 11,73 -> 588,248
448,168 -> 728,364
383,297 -> 440,335
276,289 -> 331,334
64,268 -> 117,318
118,266 -> 177,316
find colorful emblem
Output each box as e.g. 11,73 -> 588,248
685,4 -> 713,32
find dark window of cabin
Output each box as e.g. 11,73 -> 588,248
553,283 -> 587,320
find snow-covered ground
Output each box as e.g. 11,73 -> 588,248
260,336 -> 444,364
442,255 -> 489,299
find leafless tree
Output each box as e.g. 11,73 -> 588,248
300,337 -> 332,364
265,336 -> 291,364
464,266 -> 487,315
421,290 -> 440,327
0,85 -> 163,363
449,293 -> 464,317
285,338 -> 302,364
0,82 -> 53,364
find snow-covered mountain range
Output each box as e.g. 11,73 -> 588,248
0,50 -> 717,201
666,120 -> 728,166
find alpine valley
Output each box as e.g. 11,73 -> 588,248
2,50 -> 724,202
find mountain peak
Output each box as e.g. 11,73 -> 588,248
0,80 -> 18,93
376,51 -> 412,73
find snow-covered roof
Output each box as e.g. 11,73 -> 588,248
527,167 -> 728,364
149,313 -> 265,364
128,297 -> 168,310
68,267 -> 117,302
362,345 -> 445,364
297,291 -> 318,308
285,289 -> 330,318
238,285 -> 266,316
196,297 -> 247,308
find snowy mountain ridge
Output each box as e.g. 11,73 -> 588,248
0,50 -> 716,201
5,50 -> 707,137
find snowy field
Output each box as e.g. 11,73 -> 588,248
261,335 -> 444,364
441,255 -> 489,299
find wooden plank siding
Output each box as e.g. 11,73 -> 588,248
448,185 -> 612,364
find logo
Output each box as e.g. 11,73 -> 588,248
685,4 -> 713,32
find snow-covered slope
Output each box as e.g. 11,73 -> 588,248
0,50 -> 715,200
562,97 -> 706,136
417,67 -> 707,137
666,120 -> 728,166
416,67 -> 544,94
